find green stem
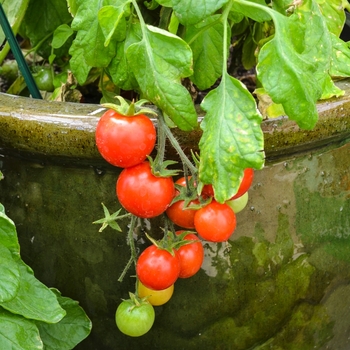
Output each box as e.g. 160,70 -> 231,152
158,112 -> 198,175
131,0 -> 147,34
152,113 -> 167,170
221,1 -> 233,77
117,215 -> 138,282
343,0 -> 350,12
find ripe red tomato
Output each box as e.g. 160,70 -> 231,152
176,232 -> 204,278
95,109 -> 156,168
194,201 -> 236,242
201,168 -> 254,200
166,177 -> 198,229
116,161 -> 175,218
166,200 -> 198,229
136,245 -> 180,290
231,168 -> 254,199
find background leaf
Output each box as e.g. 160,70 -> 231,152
37,289 -> 92,350
108,21 -> 141,91
98,1 -> 130,46
19,0 -> 72,58
0,0 -> 29,45
185,15 -> 227,90
69,0 -> 118,84
199,72 -> 264,203
0,261 -> 66,324
126,25 -> 198,130
255,0 -> 332,129
51,24 -> 74,49
171,0 -> 229,25
316,0 -> 345,36
0,308 -> 43,349
329,33 -> 350,77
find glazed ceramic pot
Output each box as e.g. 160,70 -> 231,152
0,80 -> 349,349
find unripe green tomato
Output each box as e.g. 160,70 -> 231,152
226,191 -> 249,213
115,299 -> 155,337
33,67 -> 55,92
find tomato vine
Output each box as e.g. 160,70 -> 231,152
2,0 -> 350,339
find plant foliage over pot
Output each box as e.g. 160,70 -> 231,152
1,0 -> 350,200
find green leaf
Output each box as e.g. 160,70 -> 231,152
19,0 -> 72,57
0,210 -> 20,256
37,289 -> 91,350
69,0 -> 118,84
232,0 -> 272,23
67,0 -> 78,16
98,1 -> 131,46
320,75 -> 344,99
171,0 -> 229,25
0,0 -> 29,47
108,21 -> 141,91
242,22 -> 264,70
156,0 -> 173,6
126,25 -> 198,131
185,15 -> 227,90
0,245 -> 20,303
254,0 -> 332,129
316,0 -> 346,36
0,260 -> 66,324
51,24 -> 74,49
329,33 -> 350,77
0,308 -> 43,349
199,72 -> 264,203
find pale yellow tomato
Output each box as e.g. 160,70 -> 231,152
138,281 -> 174,306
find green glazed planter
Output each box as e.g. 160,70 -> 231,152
0,80 -> 349,349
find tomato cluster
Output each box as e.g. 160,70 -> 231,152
166,168 -> 254,242
136,231 -> 204,291
95,107 -> 254,338
96,109 -> 175,219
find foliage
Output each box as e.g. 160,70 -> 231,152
0,202 -> 91,349
1,0 -> 350,201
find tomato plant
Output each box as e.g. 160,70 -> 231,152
115,296 -> 155,337
95,109 -> 156,168
8,0 -> 350,342
194,201 -> 237,242
137,281 -> 174,306
136,245 -> 180,290
116,161 -> 175,218
176,231 -> 204,278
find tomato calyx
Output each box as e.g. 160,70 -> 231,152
102,96 -> 158,117
169,176 -> 211,209
170,176 -> 198,207
145,230 -> 198,254
124,292 -> 152,311
147,156 -> 180,178
92,203 -> 131,232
